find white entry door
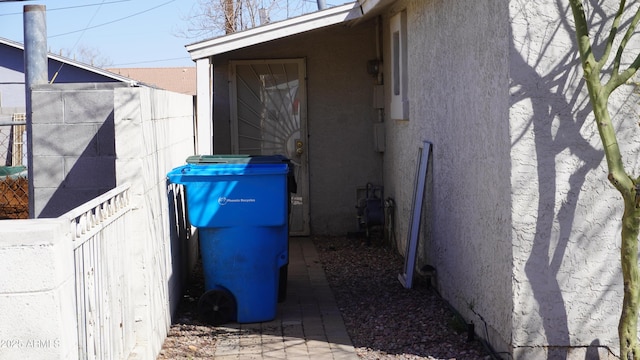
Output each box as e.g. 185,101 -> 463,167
229,59 -> 310,235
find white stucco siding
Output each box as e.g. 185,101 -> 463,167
383,0 -> 512,353
510,0 -> 640,356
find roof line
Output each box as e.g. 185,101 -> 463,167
0,37 -> 138,85
185,2 -> 362,60
358,0 -> 389,14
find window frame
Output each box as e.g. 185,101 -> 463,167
390,10 -> 409,120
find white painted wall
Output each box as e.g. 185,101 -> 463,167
382,0 -> 640,357
509,0 -> 640,358
381,0 -> 513,354
0,219 -> 77,360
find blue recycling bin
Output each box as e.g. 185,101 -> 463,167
167,155 -> 292,324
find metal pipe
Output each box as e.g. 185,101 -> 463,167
0,121 -> 27,126
317,0 -> 326,10
24,4 -> 47,218
24,5 -> 47,94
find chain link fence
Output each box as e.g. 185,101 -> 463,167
0,113 -> 28,219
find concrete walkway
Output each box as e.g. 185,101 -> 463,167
211,237 -> 359,359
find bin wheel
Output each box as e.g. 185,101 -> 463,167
198,288 -> 236,326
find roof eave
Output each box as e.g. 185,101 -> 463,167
358,0 -> 390,14
353,0 -> 398,21
185,2 -> 363,60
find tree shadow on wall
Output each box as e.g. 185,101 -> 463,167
509,0 -> 631,358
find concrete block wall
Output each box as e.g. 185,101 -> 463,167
23,83 -> 196,360
0,219 -> 78,360
31,83 -> 127,217
114,86 -> 196,359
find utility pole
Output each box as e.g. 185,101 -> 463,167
23,4 -> 47,218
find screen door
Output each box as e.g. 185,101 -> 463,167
229,59 -> 310,235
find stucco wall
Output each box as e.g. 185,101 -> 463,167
381,0 -> 513,354
211,20 -> 383,234
509,0 -> 640,358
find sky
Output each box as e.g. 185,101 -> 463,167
0,0 -> 326,68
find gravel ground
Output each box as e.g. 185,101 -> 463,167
158,235 -> 492,359
313,236 -> 490,360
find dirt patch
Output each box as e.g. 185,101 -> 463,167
0,177 -> 28,219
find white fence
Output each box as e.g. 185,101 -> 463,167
64,184 -> 133,360
0,180 -> 191,360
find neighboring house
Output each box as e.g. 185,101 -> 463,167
0,37 -> 136,115
186,0 -> 639,358
107,67 -> 196,96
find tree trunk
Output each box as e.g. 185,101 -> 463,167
591,92 -> 640,360
568,1 -> 640,357
224,0 -> 235,34
620,195 -> 640,359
